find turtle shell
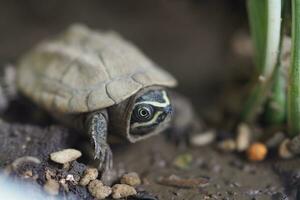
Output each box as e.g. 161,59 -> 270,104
17,24 -> 177,113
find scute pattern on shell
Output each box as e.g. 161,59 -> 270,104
17,24 -> 177,113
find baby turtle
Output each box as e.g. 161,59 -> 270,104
2,24 -> 197,170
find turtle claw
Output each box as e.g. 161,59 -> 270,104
95,142 -> 113,171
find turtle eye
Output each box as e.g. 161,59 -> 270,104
133,104 -> 154,122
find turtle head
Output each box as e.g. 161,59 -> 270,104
129,89 -> 172,138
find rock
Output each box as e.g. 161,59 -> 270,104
50,148 -> 82,164
80,168 -> 99,186
247,143 -> 267,161
265,132 -> 285,148
112,184 -> 137,199
43,179 -> 60,196
217,139 -> 236,152
236,123 -> 251,152
190,130 -> 216,147
88,179 -> 112,199
278,139 -> 294,159
120,172 -> 141,186
11,156 -> 41,171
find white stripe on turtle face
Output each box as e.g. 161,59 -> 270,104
131,111 -> 163,129
134,91 -> 170,108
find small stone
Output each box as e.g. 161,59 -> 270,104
278,139 -> 294,159
217,139 -> 236,152
88,180 -> 112,200
236,123 -> 251,152
190,130 -> 216,147
112,184 -> 137,199
59,178 -> 69,192
66,174 -> 78,185
120,172 -> 141,186
80,168 -> 99,186
50,148 -> 82,164
11,156 -> 41,171
45,169 -> 56,180
22,170 -> 33,179
247,143 -> 268,161
44,179 -> 60,196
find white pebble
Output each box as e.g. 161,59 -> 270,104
190,130 -> 216,147
50,149 -> 82,164
236,123 -> 251,152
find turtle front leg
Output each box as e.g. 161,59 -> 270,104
85,110 -> 113,171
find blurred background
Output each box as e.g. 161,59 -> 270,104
0,0 -> 249,114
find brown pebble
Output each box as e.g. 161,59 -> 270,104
80,168 -> 99,186
44,179 -> 60,196
112,184 -> 137,199
120,172 -> 141,186
50,148 -> 82,164
88,179 -> 112,199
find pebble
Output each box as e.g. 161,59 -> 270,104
112,184 -> 137,199
88,179 -> 112,199
190,130 -> 216,147
288,134 -> 300,154
44,179 -> 60,196
11,156 -> 41,171
247,143 -> 267,161
217,139 -> 236,152
50,148 -> 82,164
265,132 -> 285,148
236,123 -> 251,152
278,139 -> 294,159
120,172 -> 141,186
80,168 -> 99,186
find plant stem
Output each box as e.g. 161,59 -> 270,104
288,0 -> 300,137
242,0 -> 282,122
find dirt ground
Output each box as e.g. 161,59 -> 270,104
0,115 -> 294,199
0,1 -> 298,200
